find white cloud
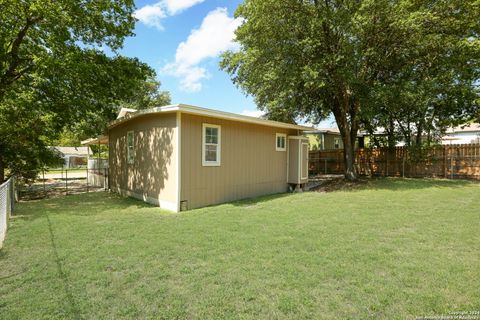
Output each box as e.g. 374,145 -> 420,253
163,8 -> 243,92
163,0 -> 205,15
240,110 -> 264,118
179,66 -> 210,92
134,3 -> 166,30
134,0 -> 205,30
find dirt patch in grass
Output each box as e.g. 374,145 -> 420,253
311,177 -> 370,192
19,179 -> 104,201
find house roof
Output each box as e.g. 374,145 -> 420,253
117,107 -> 137,119
51,146 -> 91,156
81,135 -> 109,146
304,127 -> 341,135
445,123 -> 480,134
110,104 -> 313,131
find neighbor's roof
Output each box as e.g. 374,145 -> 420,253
109,104 -> 313,131
81,135 -> 109,146
51,146 -> 91,156
117,107 -> 137,119
304,127 -> 341,135
446,123 -> 480,134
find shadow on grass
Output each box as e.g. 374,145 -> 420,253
362,177 -> 477,191
308,176 -> 478,194
46,214 -> 81,320
229,192 -> 294,207
12,178 -> 478,221
14,192 -> 155,221
229,178 -> 478,207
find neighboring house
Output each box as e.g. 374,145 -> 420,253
441,123 -> 480,145
103,104 -> 311,212
117,107 -> 137,119
51,146 -> 92,168
305,128 -> 344,151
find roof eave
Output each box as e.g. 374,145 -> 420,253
108,104 -> 313,131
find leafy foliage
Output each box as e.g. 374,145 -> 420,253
221,0 -> 480,180
0,0 -> 170,181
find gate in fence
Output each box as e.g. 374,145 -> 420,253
0,177 -> 16,248
309,144 -> 480,179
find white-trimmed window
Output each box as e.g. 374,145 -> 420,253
202,123 -> 221,166
334,138 -> 340,149
127,130 -> 135,164
276,133 -> 287,151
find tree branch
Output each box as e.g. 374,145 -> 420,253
0,15 -> 41,93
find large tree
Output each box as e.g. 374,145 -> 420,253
0,0 -> 136,99
51,75 -> 171,148
0,49 -> 162,181
221,0 -> 480,180
0,0 -> 168,181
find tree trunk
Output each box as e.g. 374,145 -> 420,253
333,100 -> 358,182
343,135 -> 357,181
387,118 -> 396,149
415,118 -> 424,146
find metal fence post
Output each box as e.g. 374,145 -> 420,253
104,168 -> 107,190
65,169 -> 68,195
86,166 -> 89,193
450,152 -> 454,179
11,177 -> 15,213
42,168 -> 46,198
6,180 -> 11,218
386,150 -> 389,177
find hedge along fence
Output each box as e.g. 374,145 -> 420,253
0,177 -> 16,248
309,144 -> 480,180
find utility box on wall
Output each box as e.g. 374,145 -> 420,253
288,136 -> 309,185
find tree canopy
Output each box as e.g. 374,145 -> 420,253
221,0 -> 480,180
0,0 -> 170,181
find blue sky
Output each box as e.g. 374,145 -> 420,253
120,0 -> 335,127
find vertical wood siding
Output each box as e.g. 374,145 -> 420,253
181,113 -> 296,209
109,113 -> 178,205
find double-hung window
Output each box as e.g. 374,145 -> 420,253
202,124 -> 221,166
276,133 -> 287,151
127,131 -> 135,164
334,138 -> 340,149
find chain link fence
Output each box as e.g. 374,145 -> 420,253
19,159 -> 108,200
0,177 -> 16,248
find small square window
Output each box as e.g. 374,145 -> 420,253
276,133 -> 287,151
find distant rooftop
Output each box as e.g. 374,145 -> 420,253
51,146 -> 91,156
446,123 -> 480,133
304,127 -> 340,134
117,107 -> 137,119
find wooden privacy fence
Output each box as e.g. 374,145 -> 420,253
309,144 -> 480,180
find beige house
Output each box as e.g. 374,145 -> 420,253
441,123 -> 480,145
305,128 -> 343,151
106,104 -> 311,212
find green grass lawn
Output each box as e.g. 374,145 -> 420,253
1,179 -> 479,319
